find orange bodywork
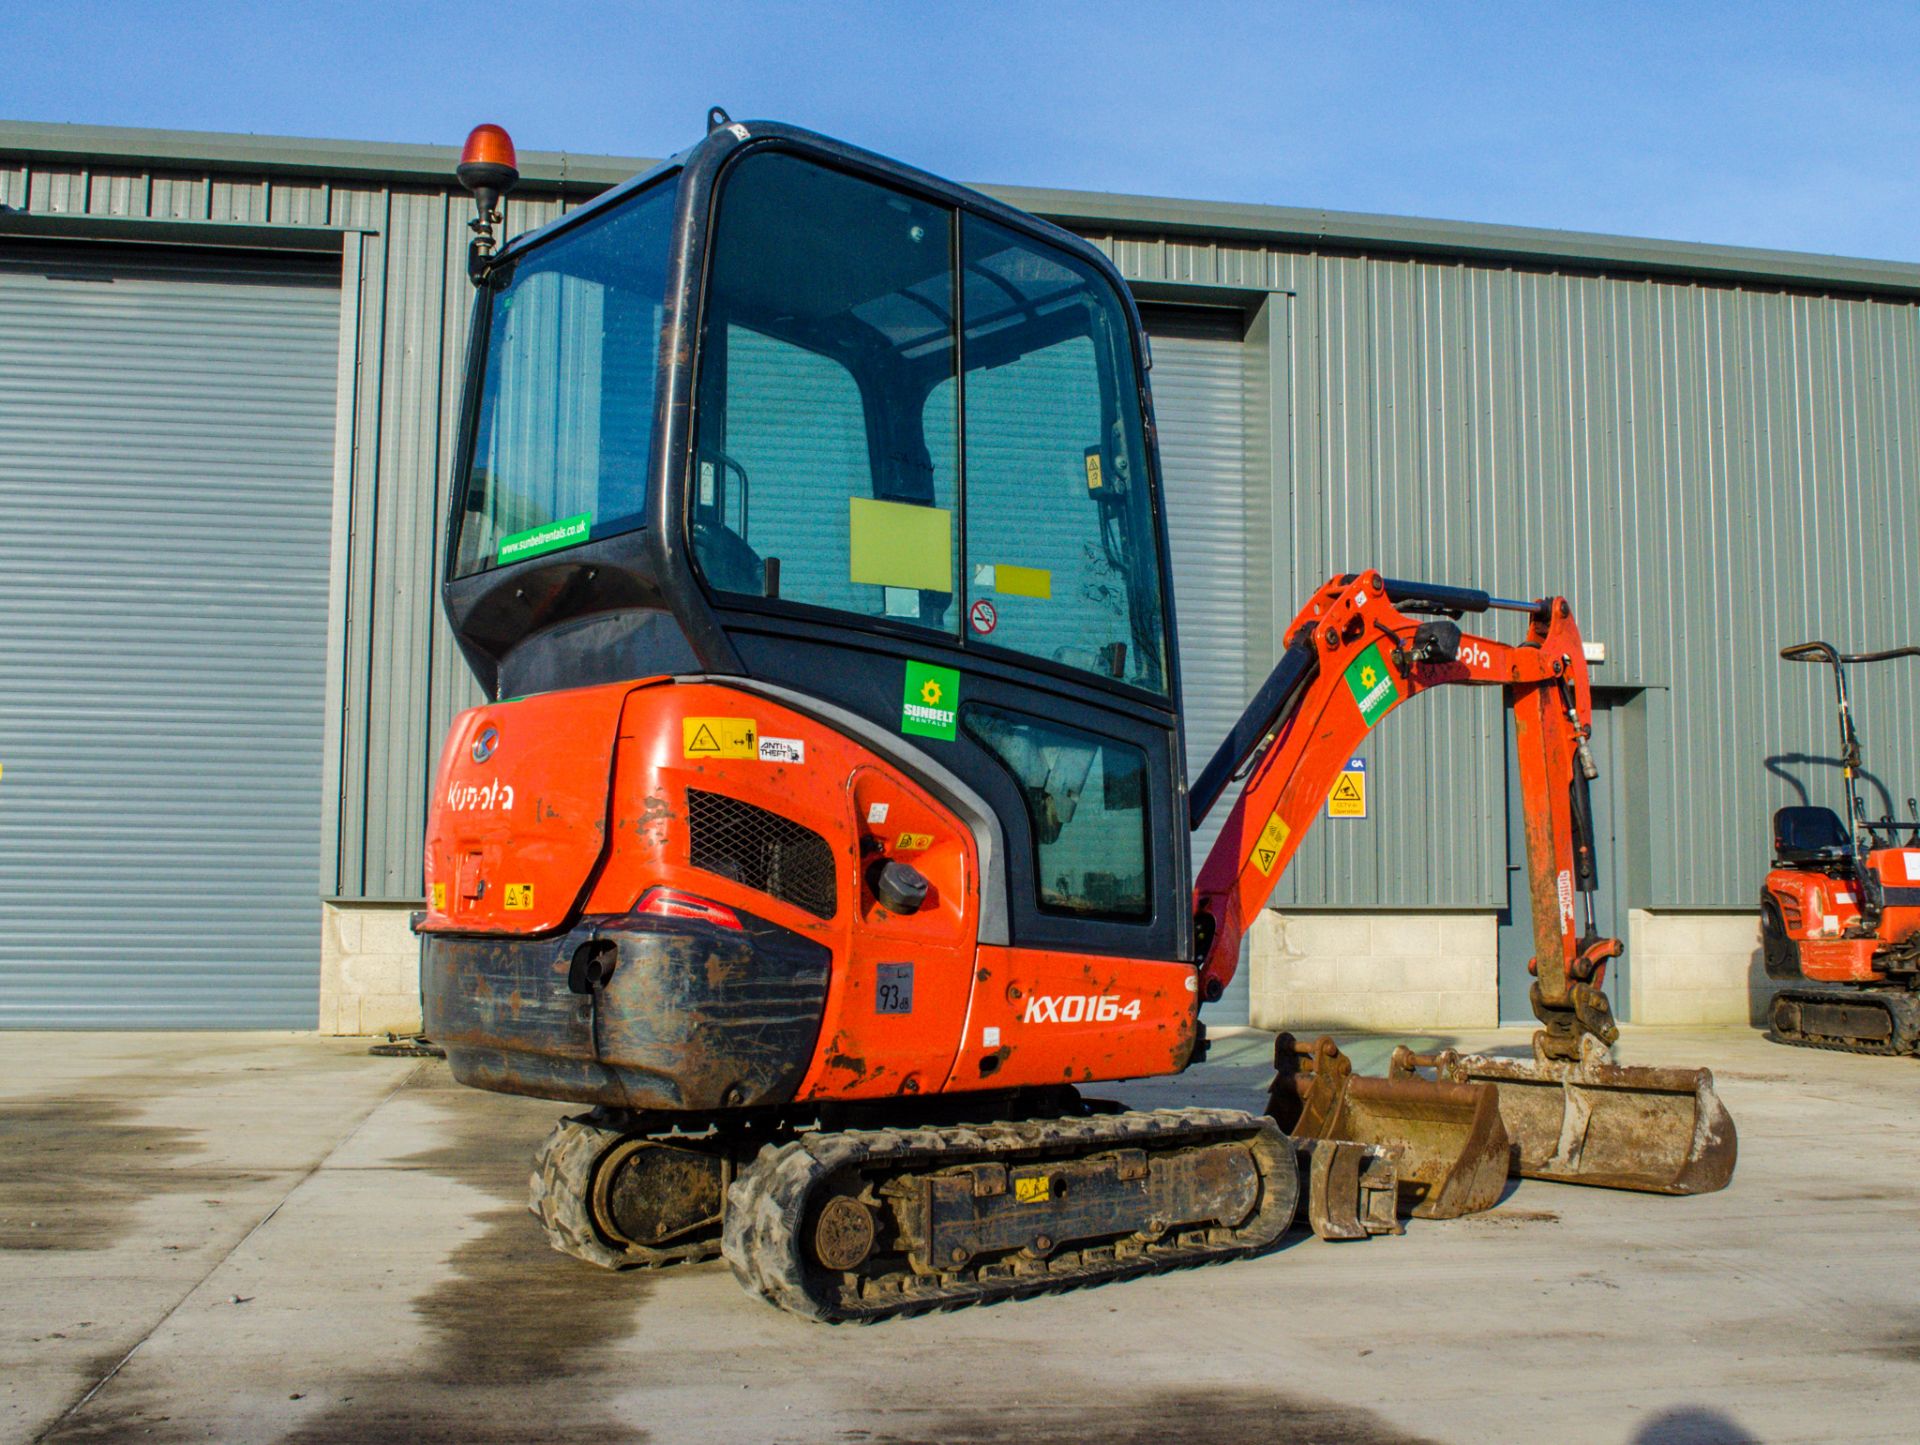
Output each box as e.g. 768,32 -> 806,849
421,677 -> 1197,1101
1765,848 -> 1920,983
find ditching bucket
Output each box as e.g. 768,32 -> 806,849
1438,1033 -> 1737,1195
1267,1035 -> 1511,1220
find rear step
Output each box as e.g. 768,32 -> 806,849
1267,1034 -> 1510,1220
1769,987 -> 1920,1055
1438,1033 -> 1737,1196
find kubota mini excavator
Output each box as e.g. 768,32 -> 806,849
417,114 -> 1736,1320
1763,640 -> 1920,1052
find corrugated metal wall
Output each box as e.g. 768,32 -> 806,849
1098,234 -> 1920,908
0,246 -> 339,1026
9,144 -> 1919,916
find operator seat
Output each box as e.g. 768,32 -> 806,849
1772,805 -> 1853,868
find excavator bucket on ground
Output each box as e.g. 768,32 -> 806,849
1438,1033 -> 1737,1195
1266,1035 -> 1511,1220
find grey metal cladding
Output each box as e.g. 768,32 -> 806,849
0,246 -> 340,1026
8,130 -> 1919,915
1094,236 -> 1920,910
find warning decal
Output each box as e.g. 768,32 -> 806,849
683,717 -> 758,759
1251,810 -> 1292,876
1326,757 -> 1367,819
503,883 -> 535,911
1014,1175 -> 1052,1204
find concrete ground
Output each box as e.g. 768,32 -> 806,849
0,1027 -> 1911,1445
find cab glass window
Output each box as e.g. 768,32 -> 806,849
454,182 -> 673,577
954,214 -> 1168,694
693,151 -> 960,631
964,704 -> 1151,919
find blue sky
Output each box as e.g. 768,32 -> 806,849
8,1 -> 1919,262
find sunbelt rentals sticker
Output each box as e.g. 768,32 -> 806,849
1343,643 -> 1399,726
497,512 -> 591,565
901,661 -> 960,741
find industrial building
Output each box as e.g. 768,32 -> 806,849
4,119 -> 1918,1033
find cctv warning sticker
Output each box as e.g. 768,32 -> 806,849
683,717 -> 758,759
1343,643 -> 1400,726
1326,757 -> 1367,819
503,883 -> 535,911
1251,810 -> 1292,876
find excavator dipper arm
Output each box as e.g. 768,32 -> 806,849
1195,571 -> 1736,1197
1190,571 -> 1617,1056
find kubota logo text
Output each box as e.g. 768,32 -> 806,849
446,780 -> 516,812
1022,993 -> 1142,1024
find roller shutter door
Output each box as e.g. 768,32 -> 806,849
0,244 -> 340,1027
1145,309 -> 1256,1022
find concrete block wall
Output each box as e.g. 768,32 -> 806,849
1247,910 -> 1500,1032
312,901 -> 1768,1036
319,902 -> 423,1036
1628,910 -> 1770,1025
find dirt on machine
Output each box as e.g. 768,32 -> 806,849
410,113 -> 1738,1321
1761,640 -> 1920,1053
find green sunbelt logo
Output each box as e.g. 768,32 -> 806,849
498,513 -> 591,564
901,661 -> 960,741
1343,643 -> 1399,726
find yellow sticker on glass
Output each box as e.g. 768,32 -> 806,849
994,564 -> 1051,599
1251,811 -> 1292,876
848,497 -> 953,592
503,883 -> 535,911
683,717 -> 757,759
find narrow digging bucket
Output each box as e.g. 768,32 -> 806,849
1438,1033 -> 1737,1195
1266,1034 -> 1511,1220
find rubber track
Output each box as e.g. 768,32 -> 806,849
1768,988 -> 1920,1057
530,1116 -> 723,1271
723,1107 -> 1297,1322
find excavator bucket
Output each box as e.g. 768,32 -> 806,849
1266,1035 -> 1511,1220
1438,1033 -> 1737,1195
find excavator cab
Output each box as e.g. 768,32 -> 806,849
419,116 -> 1735,1318
442,119 -> 1194,977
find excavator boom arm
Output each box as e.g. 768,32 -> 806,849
1192,571 -> 1617,1052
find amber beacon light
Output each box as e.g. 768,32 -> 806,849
457,123 -> 520,282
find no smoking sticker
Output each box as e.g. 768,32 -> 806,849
970,599 -> 997,634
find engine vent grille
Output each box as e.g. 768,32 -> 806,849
686,788 -> 837,920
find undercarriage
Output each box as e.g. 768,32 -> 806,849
1768,986 -> 1920,1055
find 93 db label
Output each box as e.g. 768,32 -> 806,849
876,963 -> 914,1015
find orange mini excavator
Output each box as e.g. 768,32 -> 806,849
1763,640 -> 1920,1052
416,114 -> 1735,1319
